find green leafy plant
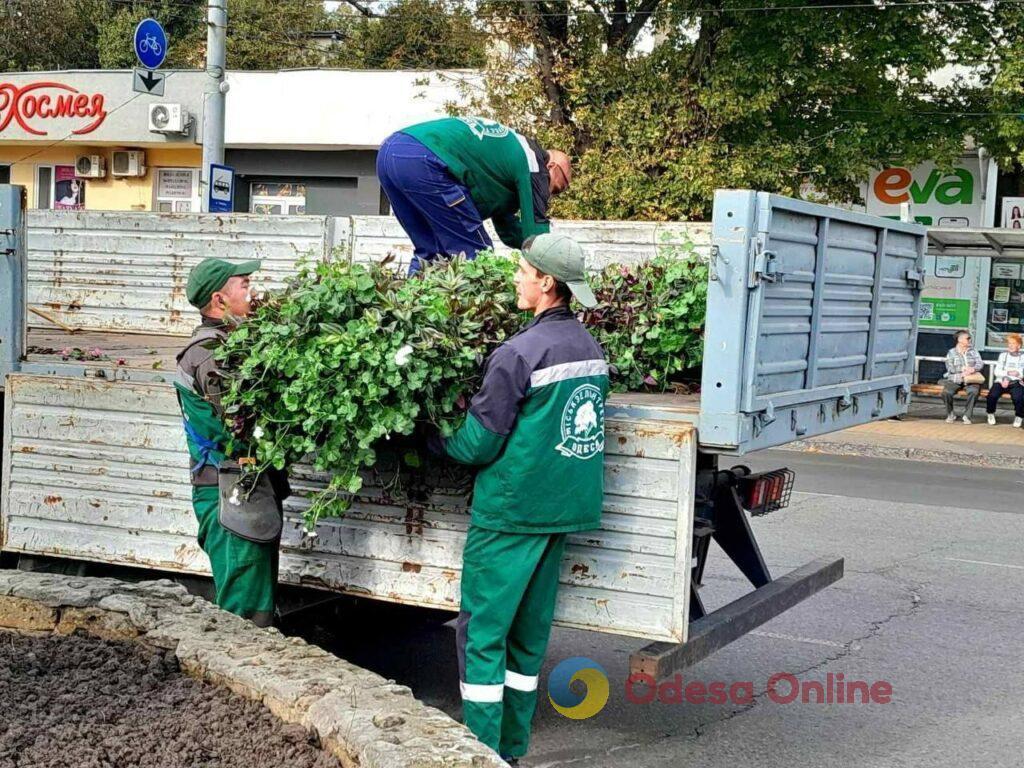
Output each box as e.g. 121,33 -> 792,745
219,246 -> 708,529
218,253 -> 522,527
580,246 -> 708,392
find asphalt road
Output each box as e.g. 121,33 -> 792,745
287,452 -> 1024,768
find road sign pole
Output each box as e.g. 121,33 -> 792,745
201,0 -> 227,213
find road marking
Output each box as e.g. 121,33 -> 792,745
749,630 -> 860,651
945,557 -> 1024,571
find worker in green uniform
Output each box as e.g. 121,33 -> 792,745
428,233 -> 608,764
377,116 -> 572,273
175,258 -> 287,627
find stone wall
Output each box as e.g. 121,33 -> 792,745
0,571 -> 504,768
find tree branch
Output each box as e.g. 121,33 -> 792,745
340,0 -> 378,18
609,0 -> 662,51
585,0 -> 609,24
522,0 -> 568,125
686,5 -> 729,81
607,0 -> 628,50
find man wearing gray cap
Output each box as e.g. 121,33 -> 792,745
174,258 -> 285,626
429,233 -> 608,764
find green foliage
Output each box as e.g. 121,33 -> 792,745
1,0 -> 328,71
223,0 -> 332,70
218,253 -> 523,527
0,0 -> 113,71
582,247 -> 707,393
469,0 -> 1005,220
973,4 -> 1024,169
219,247 -> 709,528
0,0 -> 484,74
330,0 -> 486,70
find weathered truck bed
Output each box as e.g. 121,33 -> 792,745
2,359 -> 699,643
2,191 -> 926,655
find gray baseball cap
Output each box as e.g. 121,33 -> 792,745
523,233 -> 597,308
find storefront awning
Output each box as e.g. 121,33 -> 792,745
927,228 -> 1024,259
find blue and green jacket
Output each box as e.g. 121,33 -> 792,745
400,117 -> 552,249
441,305 -> 609,534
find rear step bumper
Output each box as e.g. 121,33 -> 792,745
630,557 -> 844,680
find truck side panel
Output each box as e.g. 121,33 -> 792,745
0,374 -> 695,643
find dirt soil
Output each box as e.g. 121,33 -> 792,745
0,629 -> 339,768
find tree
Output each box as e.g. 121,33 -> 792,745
96,1 -> 206,69
971,3 -> 1024,176
0,0 -> 110,71
329,0 -> 487,70
469,0 -> 1001,220
222,0 -> 332,70
1,0 -> 333,73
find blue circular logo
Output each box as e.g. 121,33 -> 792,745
547,656 -> 609,720
134,18 -> 167,70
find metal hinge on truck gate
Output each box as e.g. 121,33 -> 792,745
749,237 -> 781,287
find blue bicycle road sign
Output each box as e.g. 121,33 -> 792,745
134,18 -> 167,70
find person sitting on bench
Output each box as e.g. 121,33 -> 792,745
986,332 -> 1024,427
942,330 -> 984,425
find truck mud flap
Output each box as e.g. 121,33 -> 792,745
629,556 -> 844,680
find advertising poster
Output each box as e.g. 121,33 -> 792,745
919,298 -> 972,328
1002,197 -> 1024,229
54,165 -> 85,210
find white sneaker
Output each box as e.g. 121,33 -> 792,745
988,414 -> 997,425
1015,417 -> 1022,429
946,414 -> 957,423
962,415 -> 972,425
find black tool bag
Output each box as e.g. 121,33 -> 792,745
217,461 -> 283,544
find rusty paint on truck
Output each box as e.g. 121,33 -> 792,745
1,374 -> 696,643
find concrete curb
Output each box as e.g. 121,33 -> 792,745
0,571 -> 504,768
780,439 -> 1024,470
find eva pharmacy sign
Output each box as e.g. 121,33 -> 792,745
867,159 -> 984,227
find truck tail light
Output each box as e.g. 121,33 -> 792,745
738,468 -> 794,516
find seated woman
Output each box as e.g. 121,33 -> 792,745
942,330 -> 984,424
986,332 -> 1024,427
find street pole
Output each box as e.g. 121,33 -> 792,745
200,0 -> 227,212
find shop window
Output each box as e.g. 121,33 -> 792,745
155,168 -> 200,213
986,260 -> 1024,348
35,165 -> 85,210
35,166 -> 53,209
250,182 -> 306,215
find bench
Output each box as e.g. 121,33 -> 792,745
912,383 -> 990,399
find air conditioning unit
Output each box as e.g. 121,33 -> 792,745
149,103 -> 191,135
111,150 -> 146,177
75,155 -> 106,179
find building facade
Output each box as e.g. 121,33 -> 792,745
0,68 -> 471,216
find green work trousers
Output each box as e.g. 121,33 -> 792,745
191,485 -> 279,627
457,524 -> 567,759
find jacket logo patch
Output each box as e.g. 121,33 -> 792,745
458,116 -> 510,140
557,384 -> 605,460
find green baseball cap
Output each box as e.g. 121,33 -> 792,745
186,258 -> 261,309
523,233 -> 597,308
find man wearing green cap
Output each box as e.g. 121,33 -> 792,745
175,257 -> 283,626
428,233 -> 607,764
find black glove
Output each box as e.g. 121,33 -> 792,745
414,421 -> 447,459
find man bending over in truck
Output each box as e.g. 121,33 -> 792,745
174,258 -> 288,627
377,116 -> 572,273
427,233 -> 605,765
